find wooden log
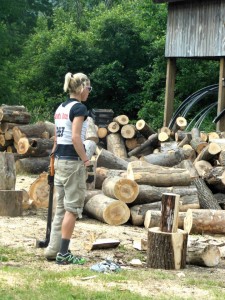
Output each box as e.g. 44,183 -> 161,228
96,148 -> 128,170
97,127 -> 108,139
43,121 -> 55,138
125,135 -> 147,150
160,193 -> 180,233
193,178 -> 222,209
15,156 -> 50,174
107,121 -> 120,134
218,149 -> 225,166
28,172 -> 49,208
130,203 -> 157,226
128,133 -> 159,157
172,116 -> 187,132
158,132 -> 170,142
106,133 -> 127,159
194,160 -> 213,177
175,159 -> 199,178
160,141 -> 178,153
95,167 -> 127,189
142,149 -> 185,167
184,209 -> 225,234
135,119 -> 155,138
84,189 -> 103,206
5,129 -> 13,141
12,122 -> 48,144
0,122 -> 21,133
131,185 -> 163,206
179,194 -> 200,211
208,132 -> 220,141
102,176 -> 139,203
121,124 -> 137,139
127,160 -> 192,186
194,142 -> 221,164
0,190 -> 23,216
147,227 -> 188,269
17,137 -> 53,156
144,210 -> 185,229
84,194 -> 130,225
0,152 -> 16,190
85,117 -> 99,143
113,115 -> 129,125
203,166 -> 225,193
0,107 -> 31,124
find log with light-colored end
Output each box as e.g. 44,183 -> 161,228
194,160 -> 213,177
84,194 -> 130,225
29,172 -> 49,208
102,176 -> 139,203
135,119 -> 155,138
106,133 -> 127,159
107,121 -> 120,133
97,127 -> 108,139
113,115 -> 129,125
121,124 -> 137,139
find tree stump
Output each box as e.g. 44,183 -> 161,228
0,190 -> 23,216
146,227 -> 188,269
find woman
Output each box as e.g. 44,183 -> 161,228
44,72 -> 92,265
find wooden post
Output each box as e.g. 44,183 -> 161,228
217,58 -> 225,131
164,58 -> 176,127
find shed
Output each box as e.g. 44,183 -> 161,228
153,0 -> 225,130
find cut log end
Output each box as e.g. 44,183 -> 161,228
103,201 -> 130,225
114,178 -> 139,203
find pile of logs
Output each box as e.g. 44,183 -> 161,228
0,104 -> 55,174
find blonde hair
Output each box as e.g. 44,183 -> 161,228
63,72 -> 89,94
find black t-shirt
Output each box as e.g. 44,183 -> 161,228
55,98 -> 88,157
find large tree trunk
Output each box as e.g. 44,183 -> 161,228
106,133 -> 127,159
0,152 -> 16,190
16,157 -> 50,174
184,209 -> 225,234
127,160 -> 192,186
193,178 -> 222,209
147,227 -> 188,270
102,176 -> 139,204
0,190 -> 23,216
96,148 -> 128,170
12,122 -> 49,143
84,194 -> 130,225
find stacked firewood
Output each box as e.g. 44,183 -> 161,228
0,104 -> 55,174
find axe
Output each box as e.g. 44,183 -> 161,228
36,155 -> 54,248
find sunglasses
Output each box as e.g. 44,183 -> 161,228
86,86 -> 92,92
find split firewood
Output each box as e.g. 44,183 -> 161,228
194,160 -> 213,177
84,194 -> 130,225
85,238 -> 120,251
95,167 -> 127,189
15,156 -> 50,174
96,148 -> 128,170
0,190 -> 23,217
17,137 -> 53,157
144,210 -> 186,229
194,142 -> 221,164
193,178 -> 222,209
184,209 -> 225,234
146,227 -> 188,270
28,172 -> 49,208
0,152 -> 16,190
85,117 -> 99,143
128,133 -> 159,157
121,124 -> 137,139
142,149 -> 185,167
102,176 -> 139,204
107,121 -> 120,133
186,242 -> 221,267
160,193 -> 180,233
127,160 -> 192,186
135,119 -> 155,138
113,115 -> 129,125
106,133 -> 127,159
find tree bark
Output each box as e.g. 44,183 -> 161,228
135,119 -> 155,138
96,148 -> 128,170
128,133 -> 159,157
147,227 -> 188,269
95,167 -> 127,189
0,190 -> 23,216
15,157 -> 50,174
12,122 -> 48,143
84,194 -> 130,225
144,210 -> 186,229
142,149 -> 185,167
17,137 -> 53,156
160,193 -> 180,233
0,152 -> 16,190
187,243 -> 221,267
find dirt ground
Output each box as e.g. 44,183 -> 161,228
1,174 -> 225,299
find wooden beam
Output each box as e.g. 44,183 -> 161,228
164,58 -> 176,126
217,58 -> 225,131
